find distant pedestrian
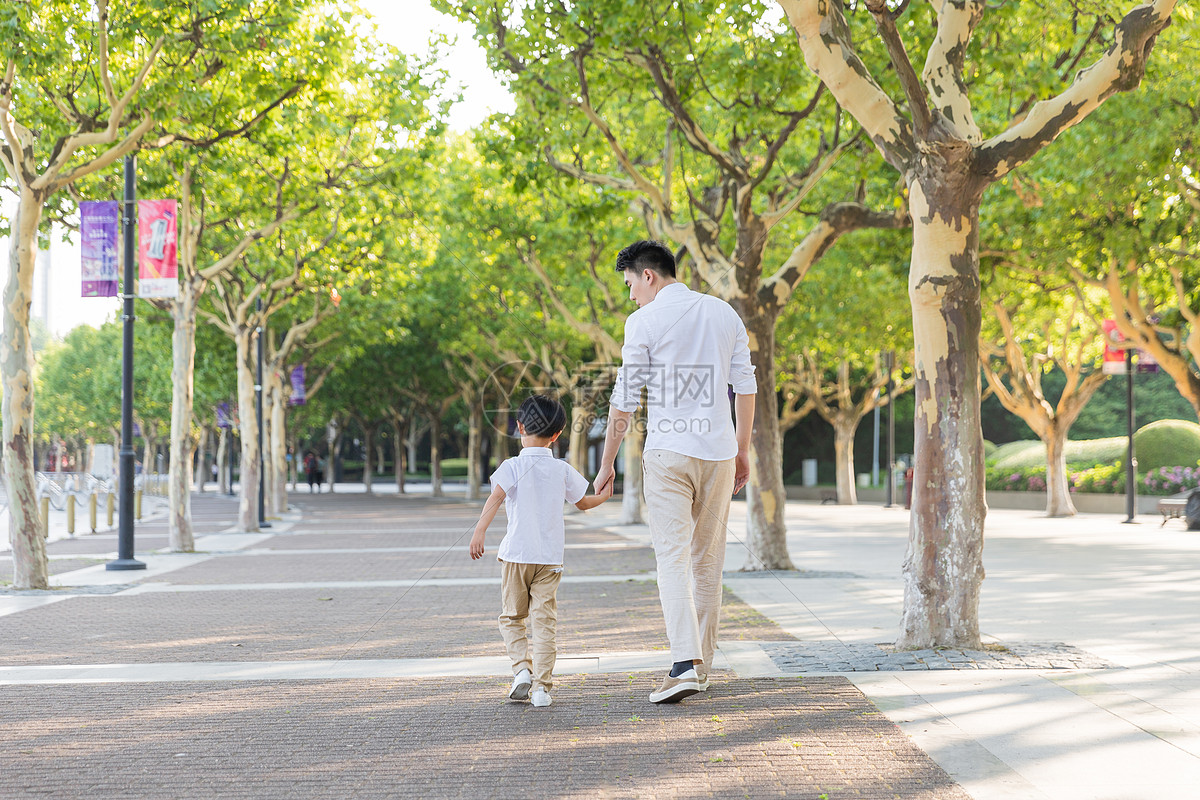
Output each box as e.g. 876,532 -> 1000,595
469,395 -> 612,708
304,451 -> 319,493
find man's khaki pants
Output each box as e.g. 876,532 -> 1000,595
642,449 -> 735,667
499,561 -> 562,692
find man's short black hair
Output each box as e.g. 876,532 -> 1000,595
517,394 -> 567,438
615,240 -> 676,279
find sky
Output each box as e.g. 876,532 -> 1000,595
10,0 -> 511,338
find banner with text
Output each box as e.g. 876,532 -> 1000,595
137,199 -> 178,298
1102,319 -> 1127,375
80,201 -> 119,297
289,365 -> 307,406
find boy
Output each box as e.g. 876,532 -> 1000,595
469,395 -> 612,708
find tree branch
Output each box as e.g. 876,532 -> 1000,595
975,0 -> 1179,179
921,0 -> 984,141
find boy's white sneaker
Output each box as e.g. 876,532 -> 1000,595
508,669 -> 533,700
531,689 -> 552,707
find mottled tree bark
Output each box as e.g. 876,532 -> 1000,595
2,192 -> 48,588
466,400 -> 483,501
429,414 -> 443,498
167,282 -> 198,550
898,180 -> 987,649
618,410 -> 645,525
233,331 -> 260,531
737,312 -> 793,571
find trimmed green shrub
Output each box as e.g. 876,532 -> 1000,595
983,440 -> 998,460
1133,419 -> 1200,472
990,437 -> 1126,470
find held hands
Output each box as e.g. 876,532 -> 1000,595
593,464 -> 616,496
733,450 -> 750,495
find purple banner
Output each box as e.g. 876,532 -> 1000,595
80,201 -> 119,297
216,402 -> 232,429
288,365 -> 306,406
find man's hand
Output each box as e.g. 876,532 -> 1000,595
469,530 -> 486,560
594,463 -> 616,495
733,450 -> 750,495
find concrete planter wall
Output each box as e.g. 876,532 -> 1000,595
784,484 -> 1165,515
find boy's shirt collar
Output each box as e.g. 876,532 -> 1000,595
518,446 -> 554,457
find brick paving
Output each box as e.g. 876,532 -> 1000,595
764,641 -> 1114,673
0,491 -> 972,798
0,676 -> 969,800
0,585 -> 789,665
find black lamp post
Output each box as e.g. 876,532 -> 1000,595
1124,347 -> 1137,524
108,156 -> 145,571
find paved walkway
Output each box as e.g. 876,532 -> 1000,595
2,485 -> 1198,798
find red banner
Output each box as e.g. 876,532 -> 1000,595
138,199 -> 178,298
1102,319 -> 1127,375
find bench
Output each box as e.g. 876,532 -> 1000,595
1158,490 -> 1195,527
819,489 -> 837,505
1158,498 -> 1186,525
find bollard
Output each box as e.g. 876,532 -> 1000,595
90,493 -> 98,533
40,496 -> 49,539
135,489 -> 142,520
107,492 -> 115,527
67,494 -> 76,535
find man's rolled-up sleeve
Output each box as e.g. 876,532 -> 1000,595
610,314 -> 650,413
729,315 -> 757,395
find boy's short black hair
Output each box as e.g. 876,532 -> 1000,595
615,240 -> 676,279
517,394 -> 567,438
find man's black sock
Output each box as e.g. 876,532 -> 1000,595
669,660 -> 694,678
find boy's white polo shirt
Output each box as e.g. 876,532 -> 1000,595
492,446 -> 590,565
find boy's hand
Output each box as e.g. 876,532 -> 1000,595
469,530 -> 486,560
596,479 -> 613,501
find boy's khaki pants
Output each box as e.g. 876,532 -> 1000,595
642,449 -> 735,667
499,561 -> 562,692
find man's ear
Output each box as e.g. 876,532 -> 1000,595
642,268 -> 656,285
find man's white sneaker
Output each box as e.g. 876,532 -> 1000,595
649,668 -> 701,704
696,668 -> 710,692
508,669 -> 533,700
531,688 -> 552,707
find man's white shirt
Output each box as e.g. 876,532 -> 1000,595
491,447 -> 590,565
610,283 -> 756,461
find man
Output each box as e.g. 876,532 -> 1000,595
593,240 -> 756,704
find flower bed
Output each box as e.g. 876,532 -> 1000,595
985,462 -> 1200,495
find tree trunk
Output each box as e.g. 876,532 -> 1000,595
1044,425 -> 1076,517
234,331 -> 259,531
362,424 -> 375,494
2,190 -> 48,589
618,409 -> 645,524
466,400 -> 483,501
897,180 -> 987,651
216,427 -> 230,495
737,310 -> 794,571
567,404 -> 589,478
326,416 -> 341,493
494,409 -> 511,463
194,427 -> 208,493
430,415 -> 443,498
406,420 -> 424,475
392,418 -> 407,494
833,417 -> 858,505
268,376 -> 287,513
167,287 -> 198,551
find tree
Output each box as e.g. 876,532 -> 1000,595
979,288 -> 1108,516
776,230 -> 914,504
778,0 -> 1181,647
443,0 -> 908,569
